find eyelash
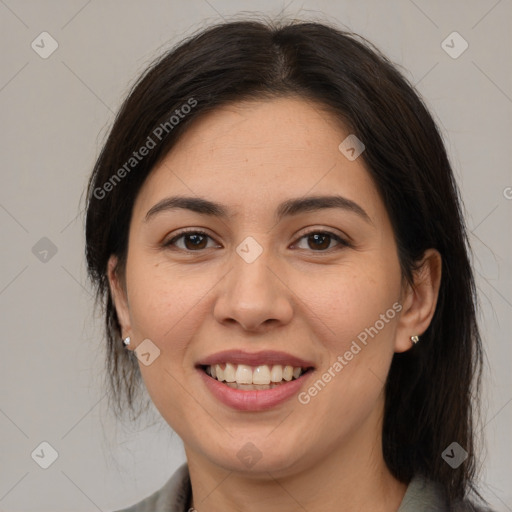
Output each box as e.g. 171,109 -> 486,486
163,228 -> 352,253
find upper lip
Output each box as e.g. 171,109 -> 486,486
196,350 -> 315,368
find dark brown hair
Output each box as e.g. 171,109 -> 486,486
85,19 -> 485,506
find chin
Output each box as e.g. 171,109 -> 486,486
202,433 -> 308,476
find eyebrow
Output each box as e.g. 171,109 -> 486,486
145,195 -> 372,225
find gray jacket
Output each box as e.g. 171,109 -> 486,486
114,464 -> 493,512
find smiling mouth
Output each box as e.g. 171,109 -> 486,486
201,363 -> 313,390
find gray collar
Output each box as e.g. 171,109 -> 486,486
116,465 -> 489,512
397,474 -> 447,511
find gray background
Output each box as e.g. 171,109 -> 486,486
1,0 -> 511,510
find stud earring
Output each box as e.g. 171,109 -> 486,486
123,336 -> 131,347
410,335 -> 419,345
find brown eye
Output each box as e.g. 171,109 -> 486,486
307,233 -> 331,250
294,231 -> 350,251
182,233 -> 208,250
164,229 -> 350,253
164,231 -> 218,251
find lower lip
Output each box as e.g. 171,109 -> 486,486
198,369 -> 311,411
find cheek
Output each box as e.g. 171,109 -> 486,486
123,259 -> 209,425
301,256 -> 402,354
125,257 -> 216,353
296,261 -> 401,432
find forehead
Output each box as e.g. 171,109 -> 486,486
170,97 -> 347,165
133,97 -> 384,224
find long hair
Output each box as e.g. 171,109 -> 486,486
85,19 -> 484,506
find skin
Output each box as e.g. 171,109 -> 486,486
108,97 -> 442,512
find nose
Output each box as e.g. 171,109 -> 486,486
213,248 -> 294,333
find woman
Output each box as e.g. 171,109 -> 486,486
85,19 -> 492,512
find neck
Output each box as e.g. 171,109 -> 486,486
185,405 -> 407,512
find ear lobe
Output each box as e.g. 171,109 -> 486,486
107,255 -> 132,338
394,248 -> 442,353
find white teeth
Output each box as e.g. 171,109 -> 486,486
283,365 -> 293,381
205,363 -> 306,385
215,364 -> 224,381
270,365 -> 282,383
253,365 -> 271,385
235,364 -> 253,384
224,363 -> 236,383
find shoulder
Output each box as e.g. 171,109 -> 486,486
398,474 -> 496,512
113,464 -> 191,512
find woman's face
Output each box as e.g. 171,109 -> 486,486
110,97 -> 426,476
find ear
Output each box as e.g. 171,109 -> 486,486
394,248 -> 442,353
107,255 -> 132,344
